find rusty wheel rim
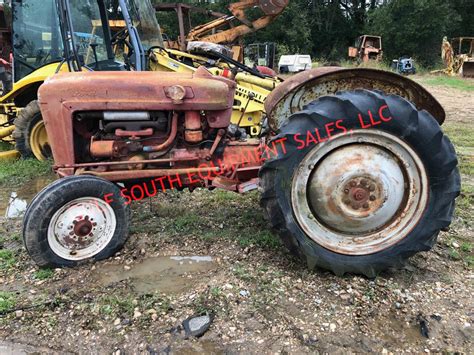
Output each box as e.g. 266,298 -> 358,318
47,197 -> 116,260
291,130 -> 428,255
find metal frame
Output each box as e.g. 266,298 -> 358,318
58,0 -> 146,72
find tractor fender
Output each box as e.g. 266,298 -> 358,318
264,67 -> 445,131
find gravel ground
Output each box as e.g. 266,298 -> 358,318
0,78 -> 472,353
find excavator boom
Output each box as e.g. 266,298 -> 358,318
187,0 -> 289,45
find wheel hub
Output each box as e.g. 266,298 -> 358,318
47,198 -> 116,260
73,217 -> 94,237
343,178 -> 379,210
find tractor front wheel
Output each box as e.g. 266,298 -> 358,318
23,175 -> 130,267
259,90 -> 460,277
13,100 -> 51,160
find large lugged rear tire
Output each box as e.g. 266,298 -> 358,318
13,100 -> 51,160
259,89 -> 460,277
23,175 -> 130,268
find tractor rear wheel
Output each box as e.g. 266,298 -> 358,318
13,100 -> 51,160
259,90 -> 460,277
23,175 -> 130,268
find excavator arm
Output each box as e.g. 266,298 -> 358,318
186,0 -> 289,44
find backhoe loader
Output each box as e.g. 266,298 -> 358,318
0,0 -> 286,161
18,0 -> 460,277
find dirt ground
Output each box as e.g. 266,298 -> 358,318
0,76 -> 473,353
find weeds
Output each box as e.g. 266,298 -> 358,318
0,141 -> 13,152
98,295 -> 136,317
34,269 -> 54,280
173,212 -> 201,233
0,291 -> 16,313
97,293 -> 171,318
424,76 -> 474,92
0,158 -> 52,185
461,242 -> 472,253
237,230 -> 281,249
0,249 -> 15,270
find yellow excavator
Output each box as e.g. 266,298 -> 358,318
440,36 -> 474,77
0,0 -> 288,161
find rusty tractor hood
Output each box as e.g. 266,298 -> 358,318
39,66 -> 235,113
38,67 -> 235,169
265,67 -> 445,131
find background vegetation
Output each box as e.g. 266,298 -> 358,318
154,0 -> 474,68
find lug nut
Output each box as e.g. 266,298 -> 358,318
344,199 -> 351,205
344,189 -> 349,194
369,195 -> 376,201
361,179 -> 368,186
351,204 -> 359,210
369,184 -> 375,192
362,203 -> 369,209
350,181 -> 357,187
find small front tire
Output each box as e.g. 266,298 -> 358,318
23,175 -> 131,267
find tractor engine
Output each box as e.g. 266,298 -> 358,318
38,69 -> 263,191
73,109 -> 214,164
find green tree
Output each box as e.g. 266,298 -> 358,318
367,0 -> 461,67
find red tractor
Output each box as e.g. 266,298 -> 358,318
22,1 -> 459,277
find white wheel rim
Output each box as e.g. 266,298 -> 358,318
47,197 -> 117,261
291,129 -> 429,255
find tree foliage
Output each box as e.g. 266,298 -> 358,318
367,0 -> 461,67
153,0 -> 473,67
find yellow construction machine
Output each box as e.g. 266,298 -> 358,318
438,36 -> 474,77
0,0 -> 287,161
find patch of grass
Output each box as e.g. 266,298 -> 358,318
34,268 -> 54,280
443,123 -> 474,149
100,304 -> 113,315
210,286 -> 222,297
0,158 -> 52,185
455,184 -> 474,224
466,255 -> 474,269
0,249 -> 15,270
98,295 -> 136,317
424,76 -> 474,91
0,233 -> 22,250
449,248 -> 461,260
0,291 -> 16,313
0,141 -> 14,152
237,230 -> 281,249
210,189 -> 240,203
98,293 -> 170,318
461,242 -> 472,253
233,265 -> 253,281
173,212 -> 201,233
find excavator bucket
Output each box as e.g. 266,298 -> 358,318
462,61 -> 474,77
